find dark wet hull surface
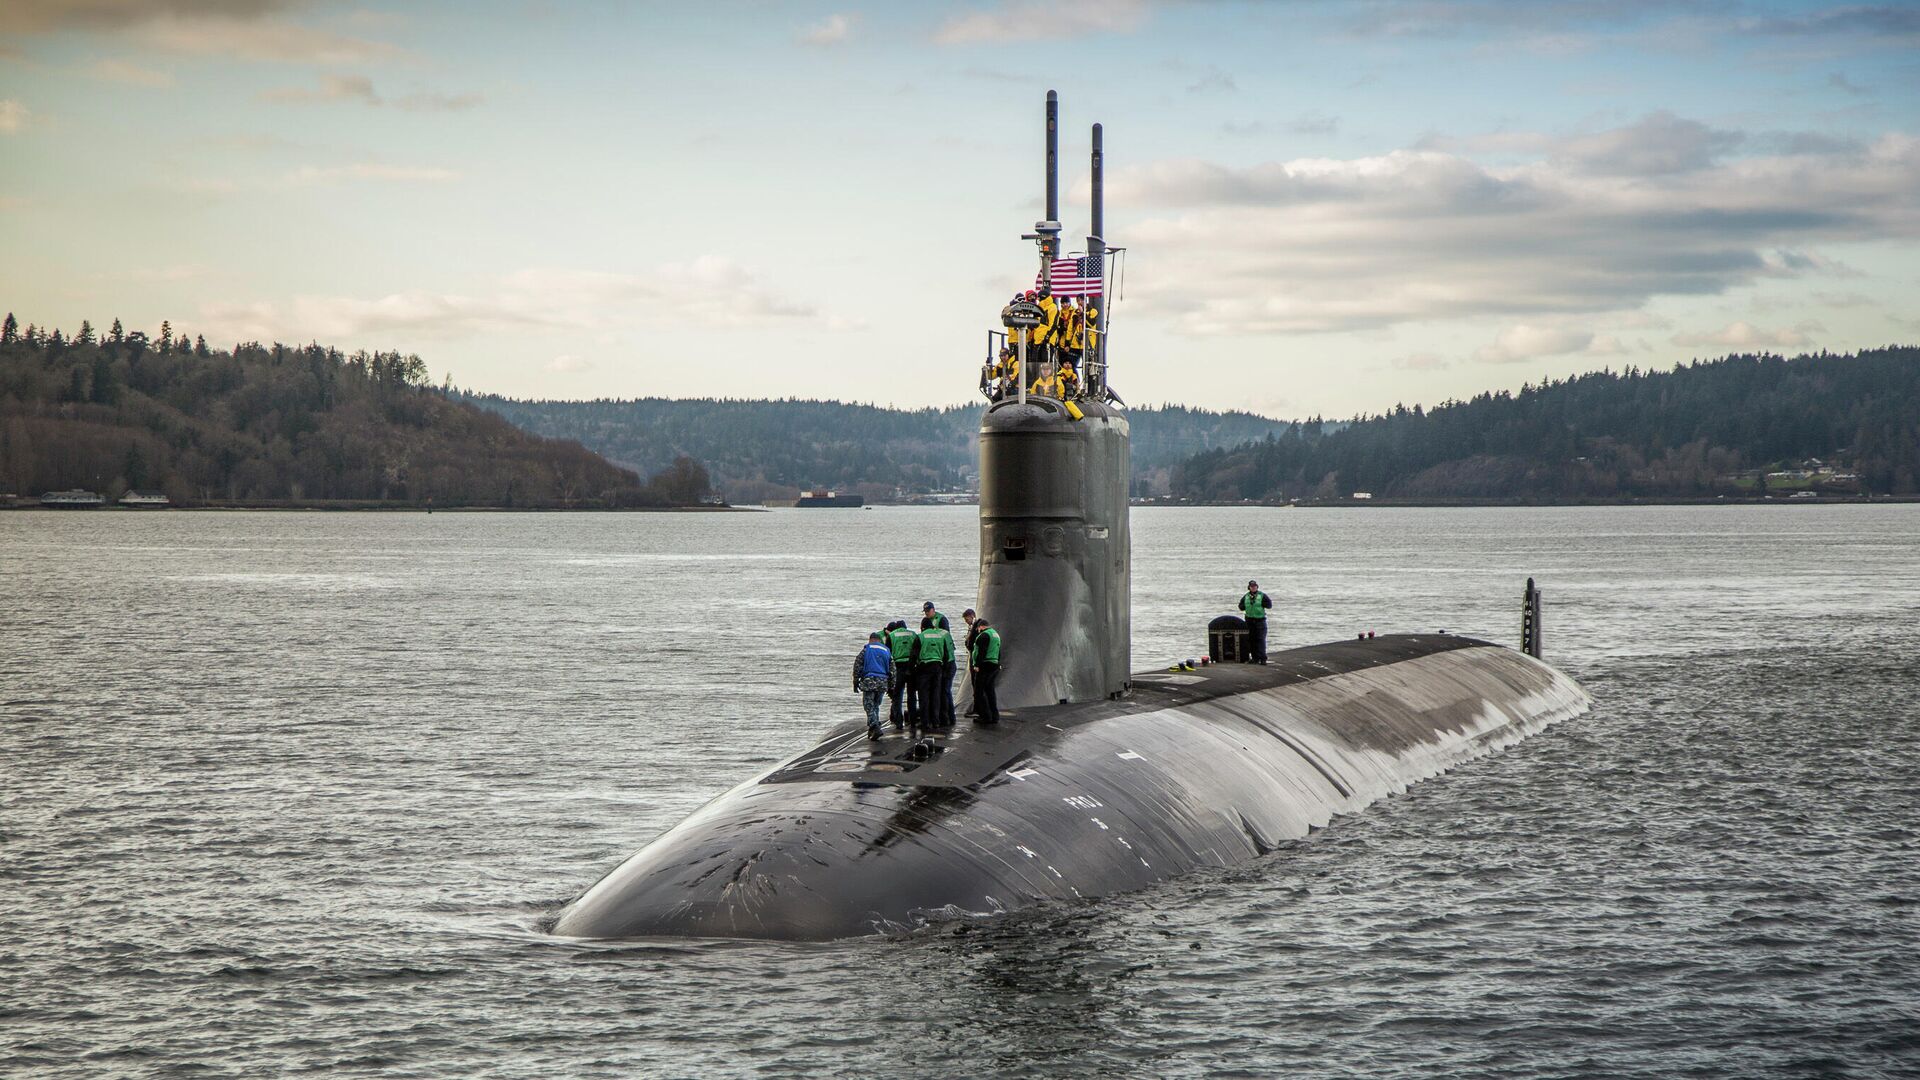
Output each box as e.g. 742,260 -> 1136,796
6,507 -> 1919,1077
552,636 -> 1591,940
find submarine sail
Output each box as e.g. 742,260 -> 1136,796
549,93 -> 1593,942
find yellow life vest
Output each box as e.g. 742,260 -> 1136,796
1030,296 -> 1060,346
1030,374 -> 1063,398
1064,307 -> 1086,350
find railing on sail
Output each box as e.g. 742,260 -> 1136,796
982,248 -> 1124,407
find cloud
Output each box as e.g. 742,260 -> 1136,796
1186,68 -> 1236,94
141,16 -> 396,63
1671,320 -> 1824,349
1287,112 -> 1338,136
82,57 -> 175,86
1828,71 -> 1870,96
2,1 -> 290,33
1416,129 -> 1556,156
1392,352 -> 1451,371
1473,324 -> 1596,364
1339,0 -> 1686,38
0,100 -> 27,133
935,0 -> 1148,44
1742,6 -> 1920,39
1,2 -> 401,64
544,354 -> 593,374
260,74 -> 482,110
798,13 -> 853,46
194,257 -> 839,345
1097,119 -> 1920,336
1550,110 -> 1742,176
262,72 -> 377,104
1809,290 -> 1874,308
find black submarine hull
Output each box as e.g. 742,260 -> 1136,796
550,634 -> 1591,941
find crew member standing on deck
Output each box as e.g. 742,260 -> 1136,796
961,608 -> 981,717
883,619 -> 916,729
853,632 -> 895,740
970,618 -> 1002,725
915,613 -> 956,729
886,619 -> 919,729
923,602 -> 957,726
1240,579 -> 1273,663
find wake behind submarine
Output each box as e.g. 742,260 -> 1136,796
551,93 -> 1593,942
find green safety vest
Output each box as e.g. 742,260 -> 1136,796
972,627 -> 1001,665
887,627 -> 918,661
1240,591 -> 1270,620
916,625 -> 954,664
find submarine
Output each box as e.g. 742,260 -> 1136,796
550,93 -> 1593,942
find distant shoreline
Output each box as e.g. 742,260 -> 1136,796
1,502 -> 764,513
1135,495 -> 1918,508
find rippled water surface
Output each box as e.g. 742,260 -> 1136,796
5,506 -> 1918,1078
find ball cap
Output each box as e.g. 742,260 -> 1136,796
1248,579 -> 1259,588
923,601 -> 936,610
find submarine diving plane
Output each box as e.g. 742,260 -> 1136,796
551,93 -> 1593,941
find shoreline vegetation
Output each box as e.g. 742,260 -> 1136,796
1170,347 -> 1919,503
0,316 -> 719,510
458,392 -> 1293,505
6,315 -> 1915,510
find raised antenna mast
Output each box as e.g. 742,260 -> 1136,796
1033,90 -> 1062,264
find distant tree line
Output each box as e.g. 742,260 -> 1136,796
459,393 -> 1293,502
1171,348 -> 1920,501
0,315 -> 710,508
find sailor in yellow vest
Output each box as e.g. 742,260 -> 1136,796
1029,361 -> 1066,399
991,344 -> 1021,400
1062,300 -> 1085,353
1030,287 -> 1061,366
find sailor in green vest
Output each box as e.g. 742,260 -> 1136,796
914,611 -> 956,730
1240,579 -> 1273,663
884,619 -> 919,729
969,617 -> 1002,725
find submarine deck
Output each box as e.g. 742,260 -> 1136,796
768,633 -> 1485,790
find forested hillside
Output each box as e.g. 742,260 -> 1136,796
1172,348 -> 1920,502
0,316 -> 669,507
461,394 -> 1292,502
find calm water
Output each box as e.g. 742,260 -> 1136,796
4,506 -> 1918,1078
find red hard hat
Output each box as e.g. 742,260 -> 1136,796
1024,290 -> 1037,300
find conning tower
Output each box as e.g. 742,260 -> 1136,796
977,91 -> 1131,709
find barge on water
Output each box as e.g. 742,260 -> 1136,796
795,490 -> 864,508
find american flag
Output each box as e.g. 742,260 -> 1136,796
1034,254 -> 1104,298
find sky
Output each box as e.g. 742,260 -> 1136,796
2,1 -> 1917,417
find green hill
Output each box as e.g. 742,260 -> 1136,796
459,393 -> 1293,502
0,317 -> 663,507
1171,348 -> 1920,502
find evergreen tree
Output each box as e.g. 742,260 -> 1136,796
77,319 -> 95,345
159,320 -> 173,353
109,318 -> 124,344
1,313 -> 16,344
194,334 -> 209,358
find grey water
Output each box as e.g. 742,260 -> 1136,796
4,505 -> 1918,1078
